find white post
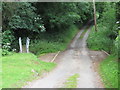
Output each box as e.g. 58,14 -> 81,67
19,37 -> 22,53
26,37 -> 30,53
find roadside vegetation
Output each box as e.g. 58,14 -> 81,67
2,53 -> 56,88
30,25 -> 79,56
1,2 -> 120,88
100,55 -> 118,88
2,2 -> 93,88
2,2 -> 93,56
87,2 -> 119,88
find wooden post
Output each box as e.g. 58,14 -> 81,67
26,37 -> 30,53
93,0 -> 97,31
19,37 -> 22,53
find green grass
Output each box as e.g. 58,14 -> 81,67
64,74 -> 79,88
87,25 -> 113,53
30,25 -> 79,56
79,28 -> 87,39
2,53 -> 56,88
0,49 -> 2,89
99,55 -> 118,88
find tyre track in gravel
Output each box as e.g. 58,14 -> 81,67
24,25 -> 104,88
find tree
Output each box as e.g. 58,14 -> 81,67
34,2 -> 93,32
9,2 -> 45,36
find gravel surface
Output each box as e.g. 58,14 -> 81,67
24,26 -> 105,88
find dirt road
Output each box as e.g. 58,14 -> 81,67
24,26 -> 104,88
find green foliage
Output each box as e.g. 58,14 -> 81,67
2,30 -> 15,56
9,2 -> 45,33
2,53 -> 56,88
100,3 -> 116,30
2,2 -> 93,53
87,3 -> 119,88
99,55 -> 118,88
113,31 -> 120,58
0,49 -> 1,89
87,3 -> 117,54
2,2 -> 45,55
64,74 -> 79,88
30,40 -> 64,56
2,2 -> 18,30
87,25 -> 113,52
34,2 -> 92,31
2,30 -> 15,46
30,25 -> 78,56
2,49 -> 12,56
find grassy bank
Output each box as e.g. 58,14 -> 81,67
0,49 -> 2,89
99,55 -> 118,88
2,53 -> 56,88
87,25 -> 113,52
30,25 -> 79,56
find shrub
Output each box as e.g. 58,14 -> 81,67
30,40 -> 64,56
30,25 -> 78,56
87,25 -> 113,53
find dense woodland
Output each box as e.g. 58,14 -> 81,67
2,2 -> 120,57
1,2 -> 120,88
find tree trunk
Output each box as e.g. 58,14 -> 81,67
93,0 -> 97,31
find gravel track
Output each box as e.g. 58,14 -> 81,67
24,26 -> 104,88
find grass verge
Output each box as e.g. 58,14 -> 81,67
30,25 -> 79,56
2,53 -> 56,88
64,74 -> 79,88
87,25 -> 113,52
0,49 -> 2,89
99,55 -> 118,88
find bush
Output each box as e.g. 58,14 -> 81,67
100,55 -> 118,88
30,40 -> 64,56
30,25 -> 78,56
2,30 -> 15,56
87,3 -> 117,54
2,49 -> 12,56
87,25 -> 113,53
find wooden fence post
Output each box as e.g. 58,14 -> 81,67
26,37 -> 30,53
19,37 -> 22,53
